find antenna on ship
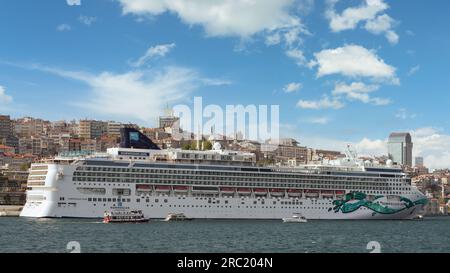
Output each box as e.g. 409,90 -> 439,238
345,144 -> 358,162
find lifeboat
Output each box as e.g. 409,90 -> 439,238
237,188 -> 252,195
155,185 -> 171,193
321,190 -> 334,197
304,189 -> 319,198
136,184 -> 153,192
335,190 -> 346,196
254,188 -> 268,196
270,188 -> 285,197
287,189 -> 302,198
220,187 -> 236,195
173,186 -> 189,193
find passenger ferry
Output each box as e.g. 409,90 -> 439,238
103,209 -> 148,224
20,129 -> 427,220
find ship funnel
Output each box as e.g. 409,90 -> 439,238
120,128 -> 160,150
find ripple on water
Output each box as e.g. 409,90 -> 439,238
1,217 -> 449,253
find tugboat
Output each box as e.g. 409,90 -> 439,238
282,213 -> 308,223
103,209 -> 149,224
164,213 -> 192,222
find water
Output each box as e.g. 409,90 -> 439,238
1,217 -> 449,253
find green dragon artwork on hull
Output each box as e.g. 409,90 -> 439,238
329,192 -> 428,215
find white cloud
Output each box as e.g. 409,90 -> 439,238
333,81 -> 378,95
117,0 -> 309,65
28,64 -> 221,125
117,0 -> 303,38
410,127 -> 450,169
370,97 -> 391,106
67,0 -> 81,6
408,65 -> 420,76
395,108 -> 416,120
131,43 -> 176,67
283,82 -> 302,93
308,117 -> 330,125
332,81 -> 390,105
385,30 -> 399,45
326,0 -> 388,32
297,0 -> 315,15
326,0 -> 399,44
354,137 -> 387,156
365,14 -> 399,44
79,15 -> 97,26
309,44 -> 398,83
297,95 -> 344,110
406,30 -> 415,36
56,24 -> 71,32
265,33 -> 281,46
0,85 -> 13,105
285,48 -> 307,66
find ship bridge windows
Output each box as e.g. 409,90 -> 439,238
76,187 -> 106,195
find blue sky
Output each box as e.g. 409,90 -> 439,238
0,0 -> 450,168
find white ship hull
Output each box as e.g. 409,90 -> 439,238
20,164 -> 427,220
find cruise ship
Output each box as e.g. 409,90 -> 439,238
20,129 -> 427,220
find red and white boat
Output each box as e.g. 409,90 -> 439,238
304,189 -> 320,198
321,190 -> 334,197
335,190 -> 346,196
269,188 -> 285,197
136,184 -> 153,192
254,188 -> 268,196
220,187 -> 236,194
173,186 -> 189,193
155,185 -> 171,193
287,189 -> 302,198
237,188 -> 252,195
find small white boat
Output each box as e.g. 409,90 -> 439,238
282,213 -> 307,223
164,213 -> 192,222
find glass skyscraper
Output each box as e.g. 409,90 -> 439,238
388,132 -> 413,167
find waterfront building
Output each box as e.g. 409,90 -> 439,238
388,132 -> 413,167
0,145 -> 15,154
263,138 -> 311,165
107,121 -> 122,138
14,117 -> 50,138
0,115 -> 18,151
78,119 -> 108,140
415,157 -> 424,167
18,137 -> 43,155
158,115 -> 180,129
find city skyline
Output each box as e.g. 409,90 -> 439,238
1,0 -> 450,168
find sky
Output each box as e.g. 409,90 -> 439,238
0,0 -> 450,168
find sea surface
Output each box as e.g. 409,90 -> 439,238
0,217 -> 449,253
